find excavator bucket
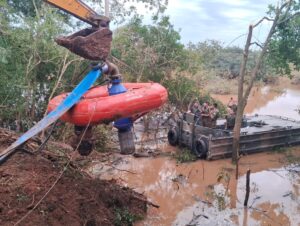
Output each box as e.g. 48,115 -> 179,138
55,27 -> 112,61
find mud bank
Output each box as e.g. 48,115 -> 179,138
0,149 -> 147,226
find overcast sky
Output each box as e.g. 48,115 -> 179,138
139,0 -> 276,47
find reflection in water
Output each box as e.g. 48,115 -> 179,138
173,164 -> 300,226
236,165 -> 300,226
87,81 -> 300,225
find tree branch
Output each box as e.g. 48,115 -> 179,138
250,42 -> 264,49
253,17 -> 274,28
243,7 -> 282,104
279,0 -> 292,12
278,11 -> 300,24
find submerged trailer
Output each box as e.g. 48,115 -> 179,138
168,113 -> 300,160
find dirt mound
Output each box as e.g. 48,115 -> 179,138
0,151 -> 147,226
55,27 -> 112,61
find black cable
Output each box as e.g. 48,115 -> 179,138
36,120 -> 59,153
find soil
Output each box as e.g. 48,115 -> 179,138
55,27 -> 112,61
0,148 -> 147,226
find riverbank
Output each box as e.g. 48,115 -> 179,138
0,139 -> 147,226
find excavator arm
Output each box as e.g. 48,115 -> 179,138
43,0 -> 112,61
44,0 -> 110,27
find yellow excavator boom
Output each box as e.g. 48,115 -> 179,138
44,0 -> 109,27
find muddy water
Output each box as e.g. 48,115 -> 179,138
212,78 -> 300,119
88,79 -> 300,225
89,150 -> 300,225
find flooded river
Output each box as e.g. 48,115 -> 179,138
213,78 -> 300,120
88,79 -> 300,226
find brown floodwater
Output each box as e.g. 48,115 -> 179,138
88,79 -> 300,226
212,78 -> 300,119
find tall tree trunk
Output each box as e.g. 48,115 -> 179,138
232,25 -> 253,163
231,3 -> 285,163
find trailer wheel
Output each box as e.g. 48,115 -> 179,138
194,137 -> 208,158
168,128 -> 179,146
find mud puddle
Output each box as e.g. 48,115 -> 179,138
86,79 -> 300,225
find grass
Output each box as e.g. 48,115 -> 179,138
174,148 -> 197,163
113,208 -> 143,226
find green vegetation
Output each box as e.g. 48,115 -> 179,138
0,0 -> 299,135
267,3 -> 300,75
174,148 -> 197,163
113,208 -> 143,226
204,185 -> 227,211
93,124 -> 113,152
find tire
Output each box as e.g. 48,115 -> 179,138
168,127 -> 179,146
194,137 -> 208,158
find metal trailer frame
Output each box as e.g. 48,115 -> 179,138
169,112 -> 300,160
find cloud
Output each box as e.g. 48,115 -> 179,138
163,0 -> 275,46
123,0 -> 276,46
212,0 -> 250,7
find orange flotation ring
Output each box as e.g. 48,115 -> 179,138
47,83 -> 168,126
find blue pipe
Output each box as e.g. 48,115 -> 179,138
108,78 -> 133,132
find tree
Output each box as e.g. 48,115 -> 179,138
232,0 -> 300,164
110,16 -> 211,107
111,16 -> 187,82
0,0 -> 170,130
267,2 -> 300,75
0,3 -> 84,130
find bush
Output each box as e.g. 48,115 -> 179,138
174,148 -> 197,163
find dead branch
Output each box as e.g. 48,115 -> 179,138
202,161 -> 205,180
147,200 -> 160,208
250,42 -> 264,49
110,165 -> 137,174
253,17 -> 274,28
244,169 -> 251,206
232,24 -> 253,163
26,194 -> 35,210
249,196 -> 262,208
44,53 -> 81,118
242,13 -> 279,103
187,213 -> 209,226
